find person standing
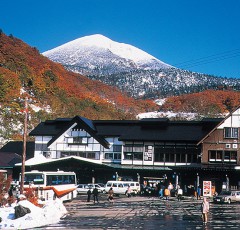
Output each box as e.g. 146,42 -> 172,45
92,186 -> 99,204
201,197 -> 210,224
87,188 -> 91,202
177,186 -> 183,201
164,187 -> 170,200
197,186 -> 201,200
159,184 -> 165,199
168,182 -> 173,197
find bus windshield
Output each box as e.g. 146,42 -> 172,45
24,173 -> 44,185
46,175 -> 76,185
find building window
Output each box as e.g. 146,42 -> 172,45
224,127 -> 238,138
35,143 -> 48,151
104,152 -> 122,160
73,136 -> 83,143
60,151 -> 100,160
208,150 -> 237,163
105,153 -> 113,159
113,145 -> 122,152
123,144 -> 143,160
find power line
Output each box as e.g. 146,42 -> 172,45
173,48 -> 240,70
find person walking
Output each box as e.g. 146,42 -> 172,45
108,187 -> 114,204
92,186 -> 99,204
126,185 -> 132,198
201,197 -> 210,224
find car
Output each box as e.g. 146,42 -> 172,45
88,183 -> 105,193
213,190 -> 240,204
104,181 -> 140,195
77,184 -> 90,194
97,183 -> 106,188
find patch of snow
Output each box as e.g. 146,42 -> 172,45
0,198 -> 67,229
155,98 -> 166,106
137,111 -> 197,120
29,104 -> 51,113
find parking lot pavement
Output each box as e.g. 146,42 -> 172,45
44,194 -> 240,229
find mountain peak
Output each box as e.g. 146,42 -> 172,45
43,34 -> 172,69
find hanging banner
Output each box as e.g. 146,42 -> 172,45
203,181 -> 212,197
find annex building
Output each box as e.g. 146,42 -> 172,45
16,106 -> 240,194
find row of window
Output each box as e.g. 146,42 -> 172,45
224,127 -> 238,138
209,150 -> 237,163
60,151 -> 100,160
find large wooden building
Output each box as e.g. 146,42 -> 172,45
14,107 -> 240,194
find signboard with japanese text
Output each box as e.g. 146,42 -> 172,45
144,145 -> 153,161
203,181 -> 212,197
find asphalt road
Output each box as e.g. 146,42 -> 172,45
42,194 -> 240,230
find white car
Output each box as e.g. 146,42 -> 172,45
88,183 -> 105,193
77,184 -> 90,194
213,190 -> 240,204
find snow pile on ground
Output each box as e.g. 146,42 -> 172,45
0,198 -> 67,229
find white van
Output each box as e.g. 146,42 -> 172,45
105,181 -> 140,195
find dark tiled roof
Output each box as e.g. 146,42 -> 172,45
29,119 -> 73,136
0,152 -> 21,167
0,141 -> 35,159
29,116 -> 223,146
94,119 -> 223,142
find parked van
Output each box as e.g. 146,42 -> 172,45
105,181 -> 140,195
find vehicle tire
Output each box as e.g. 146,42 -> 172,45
228,199 -> 231,204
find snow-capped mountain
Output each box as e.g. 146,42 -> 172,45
43,34 -> 240,99
43,34 -> 171,75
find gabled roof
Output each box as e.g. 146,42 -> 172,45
197,106 -> 240,145
30,116 -> 110,149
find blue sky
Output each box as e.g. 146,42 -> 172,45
1,0 -> 240,78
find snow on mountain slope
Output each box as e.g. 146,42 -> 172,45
43,34 -> 240,99
43,34 -> 172,74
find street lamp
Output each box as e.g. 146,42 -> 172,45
92,170 -> 95,184
137,173 -> 140,183
197,173 -> 200,188
175,173 -> 179,187
226,174 -> 229,191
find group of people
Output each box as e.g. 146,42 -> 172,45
85,183 -> 210,225
86,186 -> 115,204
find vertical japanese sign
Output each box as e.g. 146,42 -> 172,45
144,145 -> 153,161
203,181 -> 212,197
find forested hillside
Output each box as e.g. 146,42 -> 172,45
160,90 -> 240,118
0,32 -> 157,142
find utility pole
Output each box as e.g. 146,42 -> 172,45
20,97 -> 28,194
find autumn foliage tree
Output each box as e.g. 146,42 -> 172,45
160,89 -> 240,118
0,172 -> 12,207
0,32 -> 158,141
